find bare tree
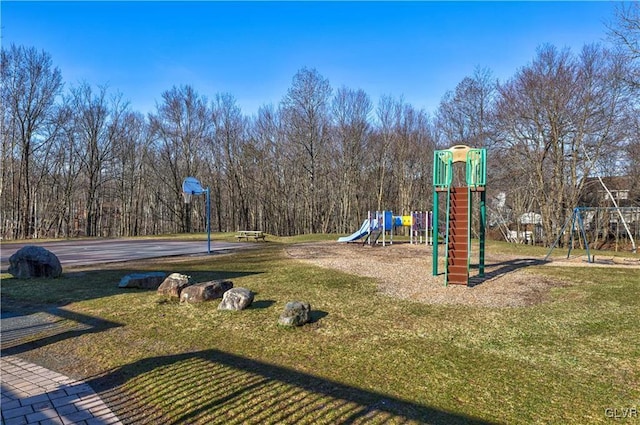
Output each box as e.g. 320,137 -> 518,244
281,68 -> 332,233
608,2 -> 640,90
67,83 -> 128,236
0,45 -> 63,238
251,104 -> 293,234
47,102 -> 80,237
395,104 -> 436,216
373,95 -> 402,211
29,103 -> 68,238
494,44 -> 632,245
437,67 -> 497,148
211,93 -> 251,230
331,87 -> 372,232
111,111 -> 149,236
148,85 -> 210,233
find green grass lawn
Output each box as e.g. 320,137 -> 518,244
1,240 -> 638,424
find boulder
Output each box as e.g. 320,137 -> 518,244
119,272 -> 167,289
180,280 -> 233,303
157,273 -> 191,297
278,301 -> 311,326
217,287 -> 254,311
8,245 -> 62,279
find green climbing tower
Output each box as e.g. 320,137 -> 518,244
432,145 -> 487,286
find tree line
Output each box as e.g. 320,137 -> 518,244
2,5 -> 638,245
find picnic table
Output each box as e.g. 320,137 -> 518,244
235,230 -> 266,242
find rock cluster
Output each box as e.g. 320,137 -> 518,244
119,271 -> 316,324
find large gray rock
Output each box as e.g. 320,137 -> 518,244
119,272 -> 167,289
8,245 -> 62,279
157,273 -> 191,297
217,287 -> 254,311
180,280 -> 233,303
278,301 -> 311,326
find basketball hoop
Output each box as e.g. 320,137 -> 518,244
182,191 -> 193,204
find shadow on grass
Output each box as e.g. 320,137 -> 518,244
88,349 -> 495,425
0,267 -> 262,357
250,300 -> 276,309
310,310 -> 328,323
0,307 -> 122,356
468,258 -> 548,287
181,270 -> 263,283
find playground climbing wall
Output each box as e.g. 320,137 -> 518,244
447,186 -> 470,285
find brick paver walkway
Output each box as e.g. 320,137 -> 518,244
1,355 -> 121,425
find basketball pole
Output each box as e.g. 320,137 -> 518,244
205,187 -> 211,254
182,176 -> 211,255
189,187 -> 210,254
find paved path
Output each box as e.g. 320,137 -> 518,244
1,355 -> 121,425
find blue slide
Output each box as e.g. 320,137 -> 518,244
338,219 -> 373,242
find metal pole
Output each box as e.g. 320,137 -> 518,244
544,213 -> 572,261
576,208 -> 591,263
410,212 -> 413,244
206,187 -> 211,254
382,211 -> 385,246
368,211 -> 372,246
389,212 -> 392,246
567,208 -> 577,259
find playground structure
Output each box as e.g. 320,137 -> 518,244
337,144 -> 487,287
337,210 -> 433,246
432,145 -> 487,286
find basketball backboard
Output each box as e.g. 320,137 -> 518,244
182,177 -> 205,195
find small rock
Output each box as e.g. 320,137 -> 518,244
278,301 -> 311,326
157,273 -> 191,297
217,287 -> 254,311
8,245 -> 62,279
119,272 -> 167,289
180,280 -> 233,303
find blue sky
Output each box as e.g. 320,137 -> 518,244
1,1 -> 620,117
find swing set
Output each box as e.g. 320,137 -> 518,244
545,206 -> 640,262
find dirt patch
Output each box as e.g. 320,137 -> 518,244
285,241 -> 570,308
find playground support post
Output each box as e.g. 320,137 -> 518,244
382,211 -> 386,247
479,190 -> 486,277
409,211 -> 432,245
432,191 -> 439,276
368,211 -> 372,245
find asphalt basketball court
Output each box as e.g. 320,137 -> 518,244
0,239 -> 255,272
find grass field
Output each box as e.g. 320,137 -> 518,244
1,237 -> 639,424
